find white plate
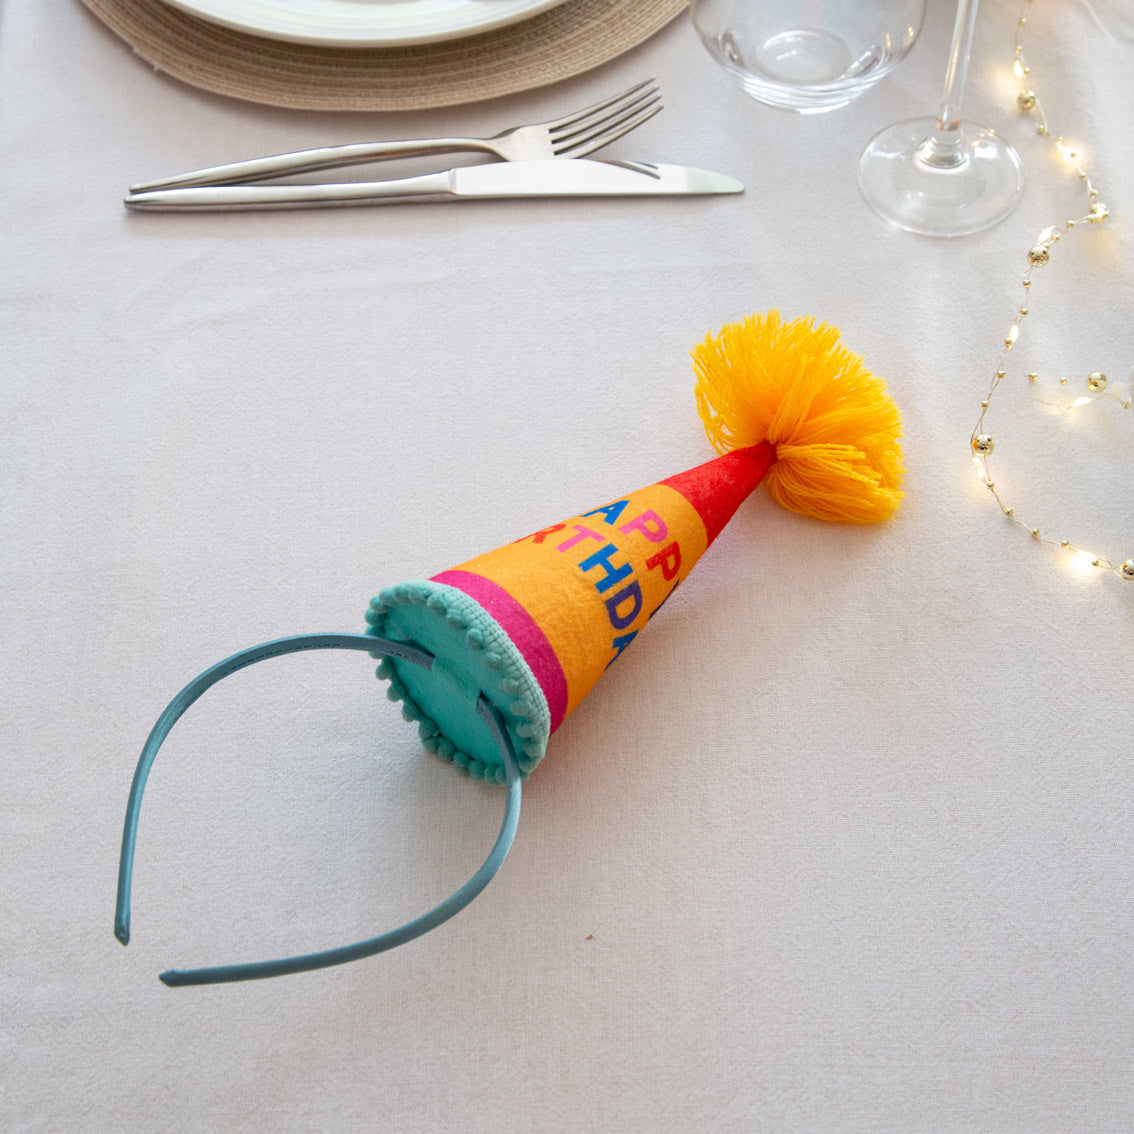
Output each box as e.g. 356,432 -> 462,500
159,0 -> 573,47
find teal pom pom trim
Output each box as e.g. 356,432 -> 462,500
366,581 -> 551,781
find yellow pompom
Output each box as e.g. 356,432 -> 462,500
692,311 -> 904,524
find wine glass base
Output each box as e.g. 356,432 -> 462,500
858,116 -> 1023,237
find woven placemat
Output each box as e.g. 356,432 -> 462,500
80,0 -> 688,111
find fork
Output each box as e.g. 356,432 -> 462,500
129,79 -> 662,194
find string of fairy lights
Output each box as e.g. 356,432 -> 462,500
969,0 -> 1132,581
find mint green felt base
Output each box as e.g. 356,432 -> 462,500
365,581 -> 550,782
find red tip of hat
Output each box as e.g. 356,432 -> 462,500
660,442 -> 774,546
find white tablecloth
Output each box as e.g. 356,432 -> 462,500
3,2 -> 1131,1130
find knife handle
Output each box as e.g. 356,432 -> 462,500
123,171 -> 456,212
129,139 -> 493,193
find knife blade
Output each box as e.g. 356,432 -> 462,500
123,160 -> 744,212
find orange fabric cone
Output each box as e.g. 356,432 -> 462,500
436,441 -> 774,733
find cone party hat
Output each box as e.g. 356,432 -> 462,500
366,311 -> 904,782
116,311 -> 903,986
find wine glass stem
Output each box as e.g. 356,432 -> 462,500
918,0 -> 980,170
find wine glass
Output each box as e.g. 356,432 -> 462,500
857,0 -> 1022,236
690,0 -> 926,115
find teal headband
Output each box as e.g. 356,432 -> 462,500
114,632 -> 522,986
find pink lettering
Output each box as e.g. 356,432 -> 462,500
556,524 -> 606,553
619,509 -> 669,543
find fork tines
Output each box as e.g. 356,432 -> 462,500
550,79 -> 662,158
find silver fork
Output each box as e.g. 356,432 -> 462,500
129,79 -> 662,194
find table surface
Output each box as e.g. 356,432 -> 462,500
3,1 -> 1132,1130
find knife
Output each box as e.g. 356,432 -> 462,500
123,160 -> 743,212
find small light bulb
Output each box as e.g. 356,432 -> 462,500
1067,551 -> 1098,578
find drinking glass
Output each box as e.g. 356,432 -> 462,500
857,0 -> 1022,236
690,0 -> 926,114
